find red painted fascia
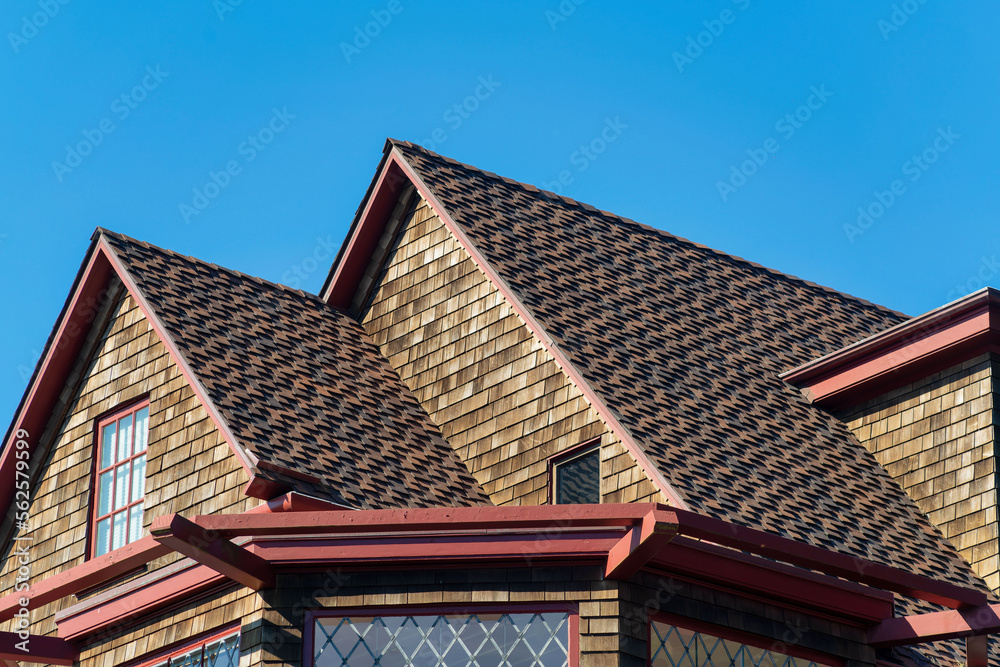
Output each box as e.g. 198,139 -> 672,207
247,491 -> 355,514
867,603 -> 1000,647
55,560 -> 228,641
782,288 -> 1000,409
0,632 -> 77,665
322,144 -> 690,510
249,531 -> 620,566
648,536 -> 894,624
0,239 -> 114,541
0,535 -> 170,623
650,611 -> 844,667
322,150 -> 412,308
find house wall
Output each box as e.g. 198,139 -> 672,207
839,353 -> 999,591
358,197 -> 664,506
0,286 -> 254,638
252,565 -> 873,667
75,585 -> 260,667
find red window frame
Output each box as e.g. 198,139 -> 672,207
648,612 -> 843,667
90,398 -> 150,558
304,603 -> 580,667
129,624 -> 240,667
548,437 -> 602,505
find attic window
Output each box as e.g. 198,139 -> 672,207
92,400 -> 150,557
551,440 -> 600,504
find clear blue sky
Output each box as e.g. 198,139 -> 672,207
2,1 -> 998,431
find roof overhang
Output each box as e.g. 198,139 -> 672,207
12,502 -> 997,647
782,287 -> 1000,410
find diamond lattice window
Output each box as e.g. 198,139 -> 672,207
651,622 -> 830,667
143,632 -> 239,667
313,612 -> 570,667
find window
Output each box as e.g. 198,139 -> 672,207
311,611 -> 571,667
650,619 -> 835,667
135,629 -> 239,667
93,400 -> 149,557
550,441 -> 600,504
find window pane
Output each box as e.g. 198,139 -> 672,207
134,406 -> 150,453
118,415 -> 133,462
129,504 -> 144,544
100,423 -> 116,469
114,463 -> 130,509
172,648 -> 202,667
555,448 -> 600,504
315,613 -> 569,667
112,511 -> 127,550
205,636 -> 240,667
650,621 -> 830,667
95,518 -> 110,556
132,453 -> 147,501
97,470 -> 113,517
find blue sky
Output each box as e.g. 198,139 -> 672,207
1,1 -> 997,430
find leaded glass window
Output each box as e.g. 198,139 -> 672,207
313,612 -> 570,667
650,622 -> 830,667
144,632 -> 239,667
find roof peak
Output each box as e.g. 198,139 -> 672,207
386,139 -> 909,321
94,227 -> 324,305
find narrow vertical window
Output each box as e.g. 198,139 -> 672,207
551,441 -> 600,504
93,401 -> 150,557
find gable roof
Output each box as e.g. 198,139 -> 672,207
0,229 -> 489,519
327,139 -> 985,595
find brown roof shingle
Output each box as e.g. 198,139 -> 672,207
387,139 -> 982,590
100,229 -> 490,510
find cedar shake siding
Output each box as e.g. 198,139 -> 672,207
0,285 -> 253,639
357,196 -> 665,506
840,353 -> 1000,592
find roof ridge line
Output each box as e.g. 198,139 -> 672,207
388,139 -> 909,321
97,228 -> 322,304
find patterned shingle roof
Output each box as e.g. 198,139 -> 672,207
387,139 -> 984,592
100,229 -> 490,510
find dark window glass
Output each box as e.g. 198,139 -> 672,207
555,447 -> 599,504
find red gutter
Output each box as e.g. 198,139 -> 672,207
162,504 -> 984,609
0,535 -> 170,623
782,288 -> 1000,409
867,603 -> 1000,647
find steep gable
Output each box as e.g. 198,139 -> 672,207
100,231 -> 489,509
357,194 -> 666,505
0,279 -> 253,638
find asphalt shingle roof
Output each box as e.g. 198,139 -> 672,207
100,229 -> 490,510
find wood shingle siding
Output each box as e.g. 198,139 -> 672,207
841,352 -> 999,592
0,287 -> 253,639
360,198 -> 665,506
